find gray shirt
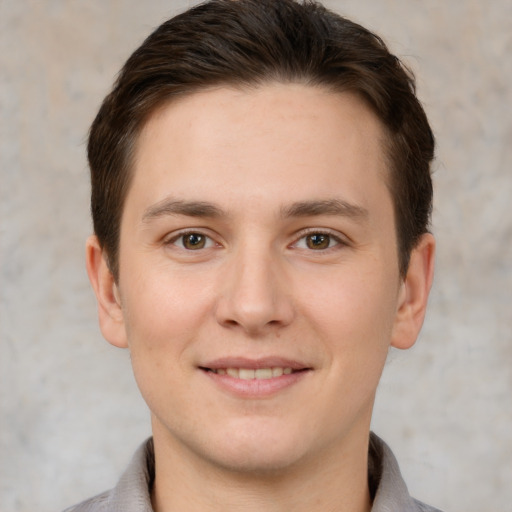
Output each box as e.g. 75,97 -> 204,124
64,433 -> 442,512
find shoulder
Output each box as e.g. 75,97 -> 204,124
412,498 -> 444,512
369,433 -> 445,512
62,490 -> 113,512
61,438 -> 155,512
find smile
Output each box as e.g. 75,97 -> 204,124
199,357 -> 312,397
208,367 -> 295,379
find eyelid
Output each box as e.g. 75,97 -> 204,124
164,228 -> 220,249
162,227 -> 349,250
291,227 -> 350,249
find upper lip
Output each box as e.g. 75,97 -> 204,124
200,357 -> 311,370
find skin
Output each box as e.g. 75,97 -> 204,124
86,83 -> 435,512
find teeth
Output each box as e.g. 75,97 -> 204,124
214,367 -> 295,379
255,368 -> 272,379
239,369 -> 255,380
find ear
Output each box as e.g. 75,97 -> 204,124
391,233 -> 435,350
85,235 -> 128,348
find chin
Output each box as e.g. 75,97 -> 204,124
207,444 -> 306,476
195,421 -> 314,475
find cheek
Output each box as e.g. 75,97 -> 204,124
295,261 -> 399,392
118,266 -> 213,377
119,269 -> 209,413
300,264 -> 398,337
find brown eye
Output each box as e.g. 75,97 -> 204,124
182,233 -> 207,250
306,233 -> 331,250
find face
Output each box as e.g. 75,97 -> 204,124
94,84 -> 428,474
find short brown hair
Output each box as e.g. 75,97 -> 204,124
88,0 -> 434,280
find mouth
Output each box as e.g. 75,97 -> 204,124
200,367 -> 306,380
198,358 -> 311,397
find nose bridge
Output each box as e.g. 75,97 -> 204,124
216,237 -> 292,333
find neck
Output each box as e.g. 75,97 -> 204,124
150,423 -> 372,512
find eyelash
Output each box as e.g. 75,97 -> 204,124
164,230 -> 218,251
164,228 -> 347,252
291,228 -> 347,251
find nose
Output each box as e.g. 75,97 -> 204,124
215,243 -> 294,336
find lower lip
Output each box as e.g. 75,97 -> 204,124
202,369 -> 310,398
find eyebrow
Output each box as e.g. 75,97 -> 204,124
280,199 -> 368,220
142,198 -> 224,222
141,197 -> 368,223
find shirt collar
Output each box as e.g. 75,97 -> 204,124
105,433 -> 426,512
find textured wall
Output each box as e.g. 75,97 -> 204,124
1,1 -> 511,511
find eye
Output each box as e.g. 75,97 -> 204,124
294,231 -> 343,251
169,232 -> 215,250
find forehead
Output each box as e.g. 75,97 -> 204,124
128,83 -> 391,216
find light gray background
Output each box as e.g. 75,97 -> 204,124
1,1 -> 511,511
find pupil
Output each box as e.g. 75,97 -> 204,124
185,233 -> 204,249
308,234 -> 329,249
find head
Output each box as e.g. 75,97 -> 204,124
85,0 -> 436,486
88,0 -> 434,282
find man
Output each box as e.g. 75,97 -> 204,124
69,0 -> 439,510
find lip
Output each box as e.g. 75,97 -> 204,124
199,357 -> 312,398
201,356 -> 310,371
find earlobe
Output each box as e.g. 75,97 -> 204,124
85,235 -> 129,349
391,233 -> 435,350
